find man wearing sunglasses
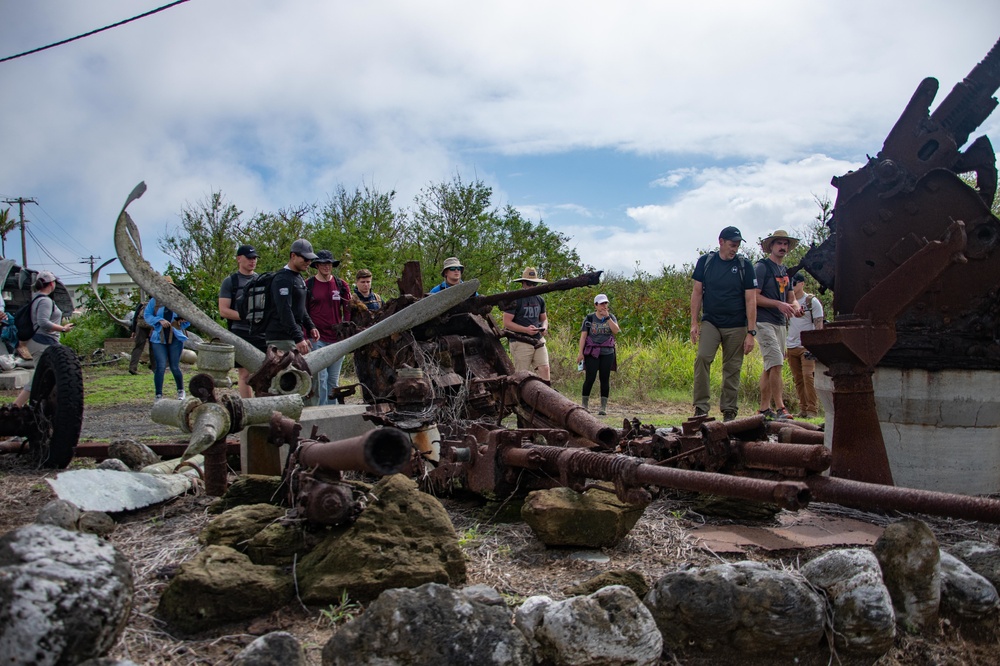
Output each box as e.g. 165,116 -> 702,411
430,257 -> 466,293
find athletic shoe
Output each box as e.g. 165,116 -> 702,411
694,407 -> 709,417
774,407 -> 793,419
758,408 -> 776,420
154,395 -> 163,402
177,390 -> 186,400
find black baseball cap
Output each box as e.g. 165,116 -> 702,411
237,244 -> 258,258
791,273 -> 806,284
719,226 -> 744,242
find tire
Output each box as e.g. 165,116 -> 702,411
28,344 -> 84,468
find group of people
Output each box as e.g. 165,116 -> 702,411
690,226 -> 823,422
433,256 -> 620,416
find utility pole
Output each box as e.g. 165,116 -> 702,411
2,197 -> 37,267
80,255 -> 101,277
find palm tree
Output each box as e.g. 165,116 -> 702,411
0,207 -> 16,258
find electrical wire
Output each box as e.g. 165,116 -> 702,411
24,226 -> 87,277
0,0 -> 193,64
34,202 -> 91,254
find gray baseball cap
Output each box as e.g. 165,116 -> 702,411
290,238 -> 318,261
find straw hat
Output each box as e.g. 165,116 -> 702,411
512,267 -> 547,284
761,230 -> 800,254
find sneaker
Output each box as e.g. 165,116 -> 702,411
774,407 -> 793,419
177,390 -> 186,400
14,344 -> 32,361
693,407 -> 709,417
128,368 -> 139,375
758,408 -> 776,420
722,410 -> 737,422
154,395 -> 163,402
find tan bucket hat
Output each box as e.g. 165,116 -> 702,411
761,230 -> 800,254
441,257 -> 464,275
512,267 -> 547,284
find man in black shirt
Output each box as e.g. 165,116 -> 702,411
754,230 -> 801,419
264,238 -> 319,355
219,244 -> 267,397
690,226 -> 758,421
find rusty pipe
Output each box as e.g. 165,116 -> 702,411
295,428 -> 413,476
738,440 -> 832,473
515,373 -> 619,448
777,428 -> 826,445
504,445 -> 811,511
806,476 -> 1000,524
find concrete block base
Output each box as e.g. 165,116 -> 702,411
240,403 -> 374,475
0,370 -> 30,390
818,364 -> 1000,494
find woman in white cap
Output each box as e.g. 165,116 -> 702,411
12,270 -> 74,407
577,293 -> 620,415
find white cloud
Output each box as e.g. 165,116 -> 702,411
0,0 -> 997,280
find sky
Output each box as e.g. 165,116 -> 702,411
1,0 -> 998,285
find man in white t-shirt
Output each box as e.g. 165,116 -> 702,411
785,273 -> 824,418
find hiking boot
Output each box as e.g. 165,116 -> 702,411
694,407 -> 709,417
128,368 -> 139,375
722,409 -> 737,422
774,407 -> 793,419
758,408 -> 776,420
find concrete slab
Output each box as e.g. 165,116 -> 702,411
0,370 -> 30,390
240,403 -> 374,475
690,511 -> 884,554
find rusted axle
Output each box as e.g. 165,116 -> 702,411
807,476 -> 1000,524
503,445 -> 811,511
514,373 -> 619,449
738,440 -> 831,473
465,271 -> 603,310
296,428 -> 413,476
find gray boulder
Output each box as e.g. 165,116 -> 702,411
232,631 -> 306,666
298,474 -> 466,604
0,524 -> 133,666
96,459 -> 131,472
107,439 -> 160,470
565,569 -> 649,598
515,585 -> 663,665
156,545 -> 293,633
948,540 -> 1000,590
643,561 -> 824,655
800,548 -> 896,655
322,582 -> 533,665
208,474 -> 287,514
939,551 -> 1000,619
873,519 -> 940,632
522,487 -> 646,548
35,499 -> 82,530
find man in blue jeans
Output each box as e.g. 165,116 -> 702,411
306,249 -> 352,405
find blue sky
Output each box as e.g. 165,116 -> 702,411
1,1 -> 998,285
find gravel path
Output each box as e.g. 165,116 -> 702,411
80,403 -> 183,442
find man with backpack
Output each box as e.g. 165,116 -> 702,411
755,230 -> 803,420
690,226 -> 758,422
306,249 -> 352,405
264,238 -> 319,356
786,273 -> 824,418
219,244 -> 268,397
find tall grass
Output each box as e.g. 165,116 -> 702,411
547,327 -> 797,411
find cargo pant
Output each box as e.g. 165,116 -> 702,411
786,346 -> 818,415
693,322 -> 746,414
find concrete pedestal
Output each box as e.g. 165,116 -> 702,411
817,364 -> 1000,493
0,370 -> 30,390
239,404 -> 374,475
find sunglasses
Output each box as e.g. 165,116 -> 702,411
446,267 -> 463,272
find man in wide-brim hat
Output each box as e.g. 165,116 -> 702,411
503,267 -> 550,380
430,257 -> 465,293
754,229 -> 802,420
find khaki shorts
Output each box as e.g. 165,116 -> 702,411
510,339 -> 549,373
757,322 -> 787,371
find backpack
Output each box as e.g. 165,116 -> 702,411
804,294 -> 816,322
703,251 -> 749,292
14,294 -> 49,342
236,271 -> 277,335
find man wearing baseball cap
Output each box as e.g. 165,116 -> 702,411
219,243 -> 265,397
503,267 -> 550,381
264,238 -> 319,356
690,226 -> 758,422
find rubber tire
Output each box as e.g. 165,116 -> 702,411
28,344 -> 84,468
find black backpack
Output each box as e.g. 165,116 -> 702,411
14,294 -> 49,342
236,272 -> 277,335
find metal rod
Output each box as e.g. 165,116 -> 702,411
296,428 -> 412,476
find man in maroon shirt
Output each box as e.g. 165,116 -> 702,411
306,249 -> 352,405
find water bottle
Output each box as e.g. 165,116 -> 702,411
577,360 -> 584,372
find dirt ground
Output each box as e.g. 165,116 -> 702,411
2,401 -> 1000,665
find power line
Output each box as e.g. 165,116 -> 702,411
0,0 -> 193,64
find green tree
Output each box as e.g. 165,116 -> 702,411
311,183 -> 406,285
408,175 -> 583,294
0,207 -> 16,258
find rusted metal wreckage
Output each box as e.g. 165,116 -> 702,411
793,36 -> 1000,487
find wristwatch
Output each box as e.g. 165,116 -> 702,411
747,329 -> 757,336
